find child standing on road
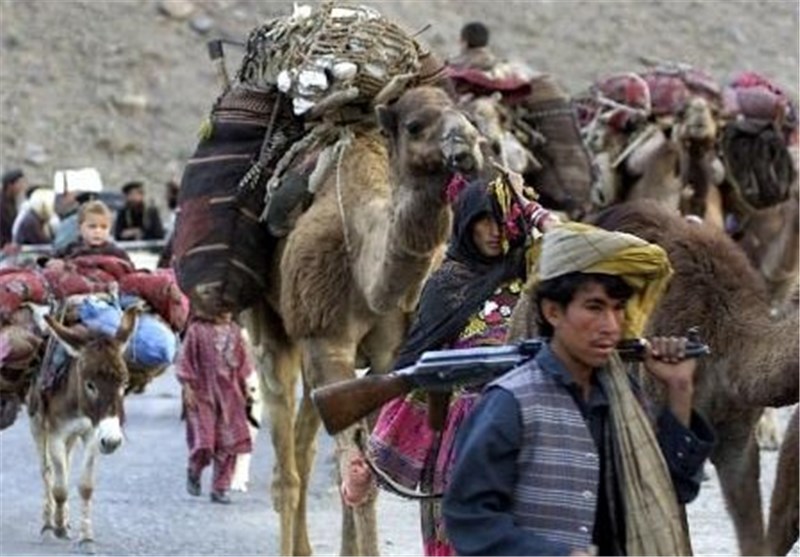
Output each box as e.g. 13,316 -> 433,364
177,311 -> 253,504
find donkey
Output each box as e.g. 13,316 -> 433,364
26,306 -> 138,553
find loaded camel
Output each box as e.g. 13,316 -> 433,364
26,306 -> 138,554
242,85 -> 484,556
508,200 -> 798,555
613,96 -> 725,225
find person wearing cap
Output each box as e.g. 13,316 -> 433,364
1,169 -> 27,249
442,223 -> 714,556
113,181 -> 164,242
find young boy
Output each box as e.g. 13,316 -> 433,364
52,200 -> 131,261
177,309 -> 254,504
443,223 -> 715,556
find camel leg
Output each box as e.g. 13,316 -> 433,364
703,184 -> 724,229
766,408 -> 799,555
335,425 -> 379,557
291,382 -> 321,556
260,348 -> 302,557
711,426 -> 766,555
302,337 -> 380,556
31,420 -> 55,536
756,407 -> 781,451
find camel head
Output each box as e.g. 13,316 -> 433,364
377,86 -> 484,194
674,95 -> 718,144
459,93 -> 540,176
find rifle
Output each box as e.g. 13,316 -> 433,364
311,332 -> 710,436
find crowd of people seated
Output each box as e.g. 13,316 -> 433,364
0,168 -> 176,265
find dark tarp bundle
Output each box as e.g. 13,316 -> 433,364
721,119 -> 796,211
172,87 -> 304,315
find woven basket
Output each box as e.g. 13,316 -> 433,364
236,2 -> 427,116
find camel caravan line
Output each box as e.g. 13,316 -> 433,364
1,1 -> 797,555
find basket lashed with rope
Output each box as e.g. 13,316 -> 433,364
175,2 -> 446,316
237,2 -> 433,118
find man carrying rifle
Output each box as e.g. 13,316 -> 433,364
442,222 -> 715,556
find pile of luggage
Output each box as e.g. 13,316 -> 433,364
0,256 -> 188,429
575,62 -> 798,212
173,1 -> 445,316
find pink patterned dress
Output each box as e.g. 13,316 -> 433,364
369,278 -> 523,556
177,319 -> 253,491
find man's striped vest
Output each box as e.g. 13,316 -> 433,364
490,360 -> 600,549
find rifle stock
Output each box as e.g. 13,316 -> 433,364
312,372 -> 413,435
311,333 -> 711,436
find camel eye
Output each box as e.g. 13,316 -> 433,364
85,380 -> 98,398
405,120 -> 424,137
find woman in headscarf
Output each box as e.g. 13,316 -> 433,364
342,174 -> 559,556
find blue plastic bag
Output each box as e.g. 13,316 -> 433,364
78,298 -> 177,367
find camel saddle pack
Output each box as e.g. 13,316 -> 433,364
720,71 -> 798,211
172,2 -> 446,315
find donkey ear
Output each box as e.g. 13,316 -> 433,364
376,104 -> 397,137
43,315 -> 87,357
115,305 -> 140,350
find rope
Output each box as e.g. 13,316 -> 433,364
354,429 -> 441,501
335,128 -> 354,256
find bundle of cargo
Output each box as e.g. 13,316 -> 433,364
0,265 -> 49,428
719,71 -> 798,212
0,254 -> 189,430
77,297 -> 178,394
173,1 -> 446,315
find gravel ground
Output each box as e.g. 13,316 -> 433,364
1,369 -> 797,556
1,0 -> 797,205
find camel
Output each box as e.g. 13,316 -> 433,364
26,306 -> 137,554
766,405 -> 799,555
623,97 -> 724,224
241,85 -> 484,556
731,184 -> 800,316
508,200 -> 798,555
458,92 -> 540,177
585,93 -> 726,227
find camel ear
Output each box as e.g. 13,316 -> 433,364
376,105 -> 397,137
44,315 -> 87,357
115,305 -> 140,352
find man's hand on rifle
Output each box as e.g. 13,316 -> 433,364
340,453 -> 374,507
642,336 -> 697,427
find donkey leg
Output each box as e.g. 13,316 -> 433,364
261,348 -> 301,556
291,385 -> 321,556
31,421 -> 56,536
76,432 -> 99,550
712,426 -> 767,555
49,434 -> 71,540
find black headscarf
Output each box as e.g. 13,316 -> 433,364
393,181 -> 527,368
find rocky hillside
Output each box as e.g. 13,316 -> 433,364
1,0 -> 797,210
